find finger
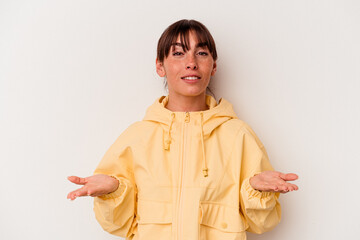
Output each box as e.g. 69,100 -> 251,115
67,176 -> 87,185
68,193 -> 78,201
67,192 -> 72,200
74,187 -> 90,198
279,185 -> 299,193
279,190 -> 289,194
267,184 -> 280,192
67,189 -> 81,200
265,178 -> 286,190
271,181 -> 299,193
276,184 -> 288,192
279,173 -> 298,181
268,185 -> 288,193
277,182 -> 299,192
67,187 -> 89,200
272,179 -> 291,192
287,183 -> 299,191
67,191 -> 78,201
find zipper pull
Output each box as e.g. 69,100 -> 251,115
185,112 -> 190,123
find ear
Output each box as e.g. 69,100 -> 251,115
156,59 -> 166,77
211,61 -> 217,76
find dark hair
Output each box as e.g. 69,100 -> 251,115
157,19 -> 217,97
157,19 -> 217,62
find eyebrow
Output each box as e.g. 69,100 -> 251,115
171,43 -> 184,48
196,42 -> 207,48
170,42 -> 208,49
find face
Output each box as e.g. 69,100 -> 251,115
156,31 -> 217,98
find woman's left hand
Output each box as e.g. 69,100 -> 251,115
249,171 -> 299,193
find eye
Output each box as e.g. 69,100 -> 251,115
172,51 -> 183,56
198,51 -> 209,56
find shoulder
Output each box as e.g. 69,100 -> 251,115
117,120 -> 150,136
222,119 -> 265,148
221,118 -> 255,135
123,121 -> 154,133
111,120 -> 158,147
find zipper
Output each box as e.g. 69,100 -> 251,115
177,112 -> 190,240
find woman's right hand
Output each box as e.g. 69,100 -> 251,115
67,174 -> 119,200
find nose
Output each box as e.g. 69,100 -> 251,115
186,54 -> 198,70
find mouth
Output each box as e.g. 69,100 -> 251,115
181,75 -> 201,82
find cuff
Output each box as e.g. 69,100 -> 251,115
98,176 -> 127,200
243,177 -> 274,198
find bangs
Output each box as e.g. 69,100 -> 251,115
169,27 -> 212,53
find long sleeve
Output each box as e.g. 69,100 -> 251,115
238,124 -> 281,234
93,130 -> 138,238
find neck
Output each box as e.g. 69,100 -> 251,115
165,93 -> 208,112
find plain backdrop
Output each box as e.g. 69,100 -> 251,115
1,0 -> 359,239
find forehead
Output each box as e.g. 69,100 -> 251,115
171,31 -> 208,50
175,30 -> 200,42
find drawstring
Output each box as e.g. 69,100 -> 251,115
164,113 -> 175,150
164,112 -> 208,178
200,112 -> 208,177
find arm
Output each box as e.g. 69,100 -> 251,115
66,125 -> 139,238
237,125 -> 282,234
92,133 -> 138,238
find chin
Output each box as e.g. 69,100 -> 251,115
180,91 -> 207,97
169,85 -> 208,98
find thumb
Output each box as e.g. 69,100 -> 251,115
279,173 -> 298,181
67,176 -> 87,185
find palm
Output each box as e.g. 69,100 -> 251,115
249,171 -> 299,193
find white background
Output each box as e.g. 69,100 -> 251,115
1,0 -> 359,239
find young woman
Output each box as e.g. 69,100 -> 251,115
67,19 -> 298,240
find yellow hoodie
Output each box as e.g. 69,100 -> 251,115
93,95 -> 281,240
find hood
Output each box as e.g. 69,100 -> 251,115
143,95 -> 238,177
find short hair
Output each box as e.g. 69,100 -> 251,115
157,19 -> 218,63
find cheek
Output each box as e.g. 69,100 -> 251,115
164,64 -> 181,77
203,60 -> 215,72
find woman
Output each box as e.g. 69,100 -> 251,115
67,19 -> 298,240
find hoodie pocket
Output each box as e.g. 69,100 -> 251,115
198,202 -> 247,240
137,199 -> 172,238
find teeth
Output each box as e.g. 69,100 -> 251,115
183,77 -> 199,80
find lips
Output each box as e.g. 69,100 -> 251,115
181,75 -> 201,82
